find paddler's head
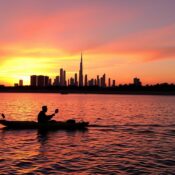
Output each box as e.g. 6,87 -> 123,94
42,106 -> 48,112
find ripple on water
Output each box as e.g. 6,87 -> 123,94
15,161 -> 33,168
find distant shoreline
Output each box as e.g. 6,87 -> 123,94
0,86 -> 175,95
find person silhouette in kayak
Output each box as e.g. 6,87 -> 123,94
38,106 -> 59,123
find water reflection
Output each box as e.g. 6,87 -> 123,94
37,130 -> 49,144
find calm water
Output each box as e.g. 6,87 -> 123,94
0,93 -> 175,174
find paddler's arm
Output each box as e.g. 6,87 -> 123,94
46,109 -> 59,121
46,114 -> 55,121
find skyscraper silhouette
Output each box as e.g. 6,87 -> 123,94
79,53 -> 83,87
112,80 -> 116,87
108,78 -> 111,87
60,68 -> 64,86
64,70 -> 66,86
38,75 -> 45,87
31,75 -> 37,87
45,76 -> 49,87
85,74 -> 88,86
97,75 -> 100,86
75,73 -> 78,86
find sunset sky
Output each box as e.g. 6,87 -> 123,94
0,0 -> 175,85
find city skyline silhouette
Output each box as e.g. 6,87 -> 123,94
22,53 -> 139,88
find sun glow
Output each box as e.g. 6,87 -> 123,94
0,49 -> 84,85
0,56 -> 52,85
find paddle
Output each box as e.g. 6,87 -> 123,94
54,109 -> 59,115
1,113 -> 5,119
50,109 -> 59,120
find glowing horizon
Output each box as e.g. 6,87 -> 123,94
0,0 -> 175,86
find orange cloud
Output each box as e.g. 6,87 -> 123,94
87,24 -> 175,62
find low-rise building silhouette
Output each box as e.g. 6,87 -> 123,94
19,80 -> 23,86
133,77 -> 142,86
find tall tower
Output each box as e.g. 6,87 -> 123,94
74,73 -> 78,86
60,68 -> 64,86
108,78 -> 111,87
79,52 -> 83,86
85,74 -> 88,86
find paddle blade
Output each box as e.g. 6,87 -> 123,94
55,109 -> 59,114
2,113 -> 5,119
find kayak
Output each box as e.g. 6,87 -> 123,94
0,120 -> 89,130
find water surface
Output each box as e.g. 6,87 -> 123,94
0,93 -> 175,174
